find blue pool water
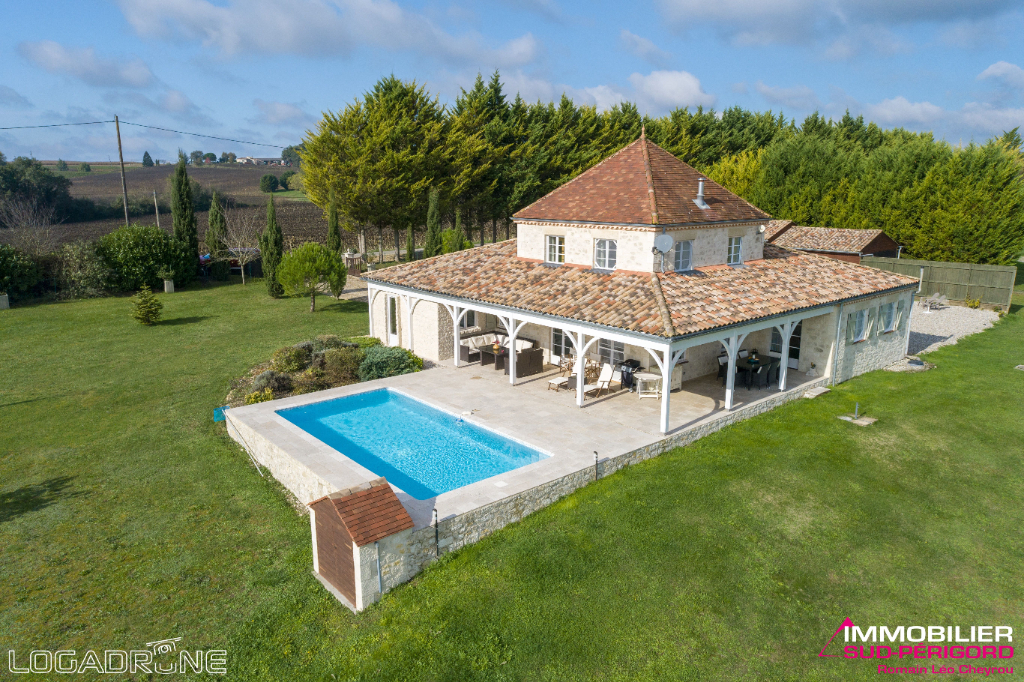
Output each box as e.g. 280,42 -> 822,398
276,389 -> 548,500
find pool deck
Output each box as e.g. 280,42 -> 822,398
226,360 -> 818,531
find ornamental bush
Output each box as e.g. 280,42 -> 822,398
271,345 -> 311,373
357,345 -> 422,381
0,244 -> 40,299
96,224 -> 192,291
259,174 -> 279,193
345,336 -> 382,349
129,284 -> 162,325
323,347 -> 363,385
244,387 -> 274,405
251,369 -> 292,393
56,241 -> 107,299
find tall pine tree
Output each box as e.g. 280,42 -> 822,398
260,196 -> 284,297
142,151 -> 154,167
423,188 -> 442,257
206,191 -> 230,280
326,189 -> 342,253
170,152 -> 198,284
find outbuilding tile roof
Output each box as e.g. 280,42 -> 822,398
312,480 -> 414,546
513,135 -> 770,227
771,226 -> 891,254
365,241 -> 918,339
763,219 -> 794,241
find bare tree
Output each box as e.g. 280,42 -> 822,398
0,197 -> 61,256
224,207 -> 262,285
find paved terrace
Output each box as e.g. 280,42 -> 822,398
228,359 -> 817,532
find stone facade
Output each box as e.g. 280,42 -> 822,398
515,221 -> 765,272
833,290 -> 913,383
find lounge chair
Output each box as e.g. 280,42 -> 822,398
584,363 -> 614,398
548,376 -> 568,392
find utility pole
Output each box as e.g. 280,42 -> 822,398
115,115 -> 129,227
153,191 -> 160,229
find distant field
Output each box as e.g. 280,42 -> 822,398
65,164 -> 296,205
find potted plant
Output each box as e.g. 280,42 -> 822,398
157,267 -> 175,294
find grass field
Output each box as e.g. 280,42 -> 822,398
1,283 -> 1022,680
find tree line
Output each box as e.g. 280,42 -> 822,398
302,73 -> 1024,266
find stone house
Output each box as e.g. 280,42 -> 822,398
765,220 -> 902,263
364,132 -> 918,435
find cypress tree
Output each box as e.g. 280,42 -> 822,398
454,208 -> 467,251
260,196 -> 284,297
170,152 -> 198,284
423,189 -> 442,257
406,222 -> 415,261
142,151 -> 154,167
206,191 -> 230,280
326,189 -> 342,253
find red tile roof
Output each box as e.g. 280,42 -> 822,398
311,479 -> 414,546
772,226 -> 894,254
365,241 -> 918,339
513,135 -> 770,227
763,219 -> 794,241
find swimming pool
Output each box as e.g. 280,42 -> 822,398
276,389 -> 548,500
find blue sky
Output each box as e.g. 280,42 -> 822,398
2,0 -> 1023,161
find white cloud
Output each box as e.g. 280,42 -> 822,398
656,0 -> 1018,56
863,96 -> 945,126
619,30 -> 672,68
957,102 -> 1024,135
115,0 -> 540,68
978,61 -> 1024,91
755,81 -> 820,110
501,0 -> 563,22
17,41 -> 154,88
628,70 -> 715,110
252,99 -> 316,126
581,85 -> 626,112
0,85 -> 32,109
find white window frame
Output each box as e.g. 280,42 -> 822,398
674,239 -> 693,271
551,328 -> 573,359
545,235 -> 565,264
879,302 -> 895,333
459,310 -> 476,329
727,236 -> 742,266
594,239 -> 617,270
852,309 -> 868,342
598,339 -> 625,365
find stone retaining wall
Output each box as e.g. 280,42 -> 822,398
355,375 -> 831,608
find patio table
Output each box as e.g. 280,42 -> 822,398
737,357 -> 767,389
634,372 -> 662,400
478,346 -> 507,371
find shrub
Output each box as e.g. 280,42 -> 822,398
130,284 -> 162,325
79,162 -> 91,172
293,369 -> 329,395
313,334 -> 344,352
245,387 -> 274,405
965,297 -> 981,309
260,174 -> 279,193
96,224 -> 192,291
56,242 -> 107,299
357,345 -> 422,381
251,370 -> 292,393
323,347 -> 363,385
271,345 -> 311,372
280,170 -> 296,190
56,159 -> 69,171
345,336 -> 382,349
0,244 -> 40,298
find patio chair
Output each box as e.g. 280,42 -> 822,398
717,355 -> 729,385
750,365 -> 770,390
738,349 -> 749,359
584,363 -> 614,398
767,360 -> 781,388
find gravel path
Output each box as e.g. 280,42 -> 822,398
907,302 -> 999,355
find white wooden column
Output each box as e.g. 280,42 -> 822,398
366,285 -> 375,337
773,320 -> 798,391
566,332 -> 600,407
402,294 -> 415,351
644,346 -> 685,434
499,317 -> 528,385
720,332 -> 749,410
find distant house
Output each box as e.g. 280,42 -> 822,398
765,220 -> 901,263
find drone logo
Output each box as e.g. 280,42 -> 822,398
145,638 -> 182,656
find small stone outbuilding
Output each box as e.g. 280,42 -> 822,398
766,220 -> 901,263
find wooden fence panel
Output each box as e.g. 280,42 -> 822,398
861,257 -> 1015,309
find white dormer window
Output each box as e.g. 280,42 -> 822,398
546,235 -> 565,264
594,239 -> 617,270
727,236 -> 742,266
674,240 -> 693,271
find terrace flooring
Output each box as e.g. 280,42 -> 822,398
229,356 -> 817,531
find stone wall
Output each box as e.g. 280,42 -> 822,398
350,375 -> 830,609
834,289 -> 914,383
799,311 -> 836,375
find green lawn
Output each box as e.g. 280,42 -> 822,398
2,283 -> 1023,680
273,189 -> 310,201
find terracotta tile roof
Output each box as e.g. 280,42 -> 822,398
763,219 -> 794,242
311,479 -> 414,546
772,226 -> 891,254
365,241 -> 918,339
513,136 -> 770,227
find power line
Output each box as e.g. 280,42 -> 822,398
0,118 -> 286,149
0,120 -> 113,130
119,121 -> 286,149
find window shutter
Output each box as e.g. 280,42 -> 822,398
896,299 -> 906,330
867,307 -> 877,338
846,313 -> 856,343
